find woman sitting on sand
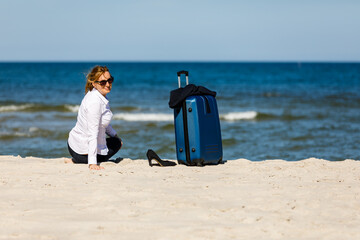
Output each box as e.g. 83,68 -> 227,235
67,66 -> 122,170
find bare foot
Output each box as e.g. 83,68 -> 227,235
89,164 -> 104,170
64,158 -> 74,164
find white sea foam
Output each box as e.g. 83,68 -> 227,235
113,111 -> 258,122
113,113 -> 173,122
14,132 -> 29,137
221,111 -> 258,121
29,127 -> 39,132
65,105 -> 80,112
0,104 -> 33,112
0,131 -> 29,138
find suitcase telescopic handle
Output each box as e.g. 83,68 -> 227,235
177,70 -> 189,88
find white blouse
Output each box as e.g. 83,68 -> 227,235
68,88 -> 117,164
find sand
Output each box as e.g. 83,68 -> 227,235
0,155 -> 359,240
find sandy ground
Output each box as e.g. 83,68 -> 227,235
0,155 -> 359,240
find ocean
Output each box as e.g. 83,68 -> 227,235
0,62 -> 359,161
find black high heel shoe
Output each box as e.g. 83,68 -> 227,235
146,149 -> 176,167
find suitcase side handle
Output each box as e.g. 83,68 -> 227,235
177,70 -> 189,88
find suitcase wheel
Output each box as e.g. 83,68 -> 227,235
194,159 -> 204,167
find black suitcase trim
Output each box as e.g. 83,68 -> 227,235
181,101 -> 191,165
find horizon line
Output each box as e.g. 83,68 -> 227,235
0,60 -> 360,64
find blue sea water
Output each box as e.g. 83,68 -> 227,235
0,62 -> 359,161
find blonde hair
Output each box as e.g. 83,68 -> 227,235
85,65 -> 109,94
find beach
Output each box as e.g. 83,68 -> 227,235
1,156 -> 359,239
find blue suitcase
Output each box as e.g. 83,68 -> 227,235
174,71 -> 223,166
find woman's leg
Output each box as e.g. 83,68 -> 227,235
68,138 -> 122,164
97,137 -> 122,162
67,143 -> 88,164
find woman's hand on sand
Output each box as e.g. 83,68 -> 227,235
89,164 -> 104,170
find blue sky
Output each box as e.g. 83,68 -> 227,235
0,0 -> 359,61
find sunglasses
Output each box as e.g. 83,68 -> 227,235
95,76 -> 114,86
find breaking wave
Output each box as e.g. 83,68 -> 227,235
220,111 -> 257,121
0,103 -> 80,113
113,113 -> 173,122
0,104 -> 35,112
113,111 -> 259,122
